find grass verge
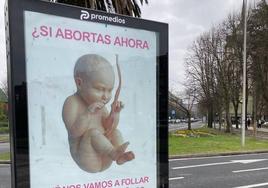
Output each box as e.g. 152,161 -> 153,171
170,128 -> 268,156
0,152 -> 10,161
0,127 -> 9,134
0,134 -> 9,142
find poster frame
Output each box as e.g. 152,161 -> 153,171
5,0 -> 168,187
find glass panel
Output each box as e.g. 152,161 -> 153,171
24,10 -> 158,188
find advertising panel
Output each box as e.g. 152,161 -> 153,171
25,11 -> 157,188
6,1 -> 168,187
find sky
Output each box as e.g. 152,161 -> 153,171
140,0 -> 246,92
0,0 -> 257,90
0,1 -> 6,86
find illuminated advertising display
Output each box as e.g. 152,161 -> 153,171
6,0 -> 168,187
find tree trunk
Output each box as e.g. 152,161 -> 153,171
219,112 -> 222,131
207,106 -> 213,128
245,80 -> 248,130
253,87 -> 257,137
225,103 -> 231,133
187,113 -> 192,130
234,105 -> 239,129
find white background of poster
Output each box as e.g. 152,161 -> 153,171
24,11 -> 157,188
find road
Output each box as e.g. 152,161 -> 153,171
0,143 -> 10,153
0,164 -> 11,188
169,121 -> 204,132
169,153 -> 268,188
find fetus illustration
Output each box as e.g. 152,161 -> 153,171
62,54 -> 135,173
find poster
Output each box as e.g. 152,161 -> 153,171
24,11 -> 158,188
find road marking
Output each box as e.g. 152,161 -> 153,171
0,164 -> 9,167
169,177 -> 184,181
169,153 -> 268,161
172,159 -> 267,170
173,161 -> 234,169
231,159 -> 267,164
233,182 -> 268,188
233,167 -> 268,173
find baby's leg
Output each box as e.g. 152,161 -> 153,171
78,129 -> 129,172
89,129 -> 129,160
78,130 -> 103,173
111,129 -> 135,165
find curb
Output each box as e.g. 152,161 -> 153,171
0,160 -> 10,164
2,151 -> 268,164
169,150 -> 268,159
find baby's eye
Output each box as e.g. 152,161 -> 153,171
95,87 -> 105,91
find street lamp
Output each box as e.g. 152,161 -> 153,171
241,0 -> 248,147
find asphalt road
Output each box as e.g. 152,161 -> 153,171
169,121 -> 204,132
0,143 -> 10,153
0,164 -> 10,188
169,153 -> 268,188
1,153 -> 268,188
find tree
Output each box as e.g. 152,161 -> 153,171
224,14 -> 244,130
55,0 -> 148,17
185,22 -> 240,133
0,79 -> 8,122
185,33 -> 217,129
248,0 -> 268,121
0,79 -> 7,99
169,89 -> 197,130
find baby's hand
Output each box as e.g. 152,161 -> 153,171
111,101 -> 124,113
87,102 -> 105,113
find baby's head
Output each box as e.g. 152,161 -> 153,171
74,54 -> 115,106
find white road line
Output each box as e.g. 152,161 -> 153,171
169,177 -> 184,181
169,153 -> 268,161
172,161 -> 234,169
233,182 -> 268,188
233,167 -> 268,173
0,164 -> 9,167
172,159 -> 266,170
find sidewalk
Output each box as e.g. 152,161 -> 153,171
232,126 -> 268,139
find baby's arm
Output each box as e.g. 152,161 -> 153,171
62,97 -> 90,138
63,96 -> 104,138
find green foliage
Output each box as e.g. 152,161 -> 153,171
0,127 -> 9,134
0,89 -> 7,102
248,0 -> 268,107
0,121 -> 8,127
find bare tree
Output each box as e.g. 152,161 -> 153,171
185,33 -> 217,129
223,14 -> 244,129
169,86 -> 198,130
248,0 -> 268,122
185,23 -> 239,133
0,79 -> 8,99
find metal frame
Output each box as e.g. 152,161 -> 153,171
5,0 -> 168,187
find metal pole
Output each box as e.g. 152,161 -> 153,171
242,0 -> 247,147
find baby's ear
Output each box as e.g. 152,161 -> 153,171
75,77 -> 83,90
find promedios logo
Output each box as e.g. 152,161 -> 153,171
80,10 -> 126,24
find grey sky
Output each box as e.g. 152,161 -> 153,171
141,0 -> 245,92
0,0 -> 257,89
0,1 -> 6,85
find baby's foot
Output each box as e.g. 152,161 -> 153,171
110,142 -> 129,160
116,151 -> 135,165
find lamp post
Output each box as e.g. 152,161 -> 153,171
242,0 -> 247,147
